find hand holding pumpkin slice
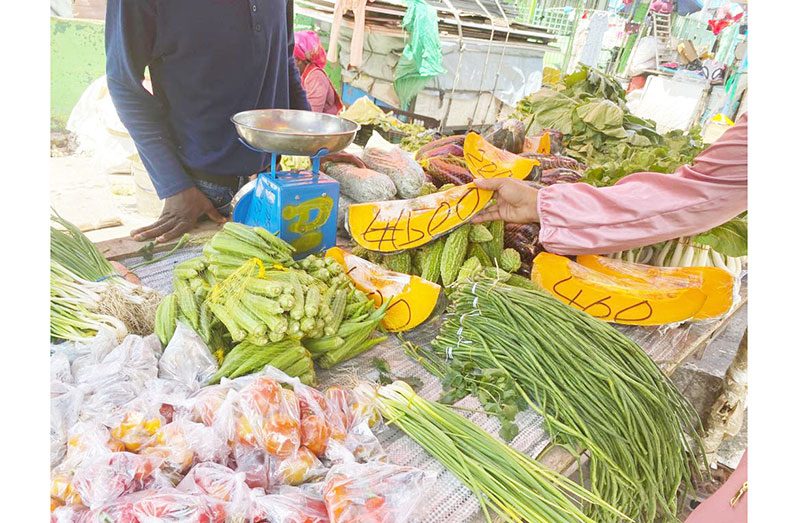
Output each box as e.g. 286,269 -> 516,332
472,177 -> 540,225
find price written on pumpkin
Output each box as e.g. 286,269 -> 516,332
327,247 -> 441,332
551,276 -> 655,323
348,132 -> 536,253
349,184 -> 492,252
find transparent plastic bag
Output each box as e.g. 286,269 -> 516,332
231,446 -> 272,491
51,382 -> 85,468
75,334 -> 161,421
139,420 -> 228,480
250,484 -> 329,523
271,446 -> 327,487
179,382 -> 238,427
84,489 -> 227,523
51,351 -> 74,384
177,463 -> 252,520
108,397 -> 170,453
61,421 -> 122,470
296,382 -> 333,458
236,375 -> 301,459
73,334 -> 159,387
50,505 -> 87,523
51,423 -> 125,510
158,321 -> 219,390
71,452 -> 163,509
66,327 -> 119,376
322,461 -> 430,523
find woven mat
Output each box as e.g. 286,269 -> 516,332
125,249 -> 737,522
127,249 -> 549,522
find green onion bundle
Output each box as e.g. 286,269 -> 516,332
374,381 -> 629,523
50,214 -> 160,342
50,212 -> 115,281
429,279 -> 706,523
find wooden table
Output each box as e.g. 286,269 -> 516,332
97,228 -> 748,480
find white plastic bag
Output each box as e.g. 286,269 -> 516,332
51,382 -> 85,468
66,75 -> 140,174
628,36 -> 658,77
158,322 -> 219,390
50,351 -> 74,385
363,131 -> 425,199
75,334 -> 160,421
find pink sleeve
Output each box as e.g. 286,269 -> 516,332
537,113 -> 748,255
303,70 -> 329,113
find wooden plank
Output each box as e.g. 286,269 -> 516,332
95,221 -> 222,262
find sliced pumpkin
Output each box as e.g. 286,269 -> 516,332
531,253 -> 708,326
575,255 -> 734,320
348,133 -> 536,253
524,132 -> 551,154
348,183 -> 491,252
463,132 -> 538,180
326,247 -> 441,332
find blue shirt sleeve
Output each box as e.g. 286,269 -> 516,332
286,0 -> 311,112
105,0 -> 195,199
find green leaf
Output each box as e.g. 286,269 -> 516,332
524,89 -> 576,134
499,420 -> 520,442
563,67 -> 588,88
575,100 -> 624,133
372,357 -> 391,374
399,376 -> 424,390
693,216 -> 748,257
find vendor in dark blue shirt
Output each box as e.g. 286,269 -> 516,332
106,0 -> 311,243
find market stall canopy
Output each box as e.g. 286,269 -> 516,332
298,0 -> 558,50
298,0 -> 558,129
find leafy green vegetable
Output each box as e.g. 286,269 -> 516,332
515,64 -> 747,259
693,214 -> 748,257
575,100 -> 626,138
514,65 -> 704,188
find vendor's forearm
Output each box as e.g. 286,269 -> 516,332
538,114 -> 748,255
106,0 -> 194,199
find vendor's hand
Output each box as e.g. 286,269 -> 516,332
130,186 -> 227,243
472,178 -> 540,224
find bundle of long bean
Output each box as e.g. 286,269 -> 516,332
374,381 -> 628,523
429,279 -> 705,523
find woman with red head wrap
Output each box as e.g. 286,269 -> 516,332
293,31 -> 344,115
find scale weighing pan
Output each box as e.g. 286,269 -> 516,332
231,109 -> 359,156
230,110 -> 359,255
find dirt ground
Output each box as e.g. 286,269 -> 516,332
50,130 -> 156,242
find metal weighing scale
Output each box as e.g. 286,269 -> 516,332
230,109 -> 359,259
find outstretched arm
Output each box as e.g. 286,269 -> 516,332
475,114 -> 748,255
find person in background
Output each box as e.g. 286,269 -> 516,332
474,113 -> 747,256
293,30 -> 343,115
106,1 -> 311,244
474,113 -> 748,523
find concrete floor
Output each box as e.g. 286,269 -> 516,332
50,153 -> 157,242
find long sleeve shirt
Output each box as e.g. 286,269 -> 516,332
302,67 -> 339,114
538,113 -> 747,255
106,0 -> 311,199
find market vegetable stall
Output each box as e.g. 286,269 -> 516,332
91,228 -> 747,522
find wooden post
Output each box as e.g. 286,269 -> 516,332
702,329 -> 748,464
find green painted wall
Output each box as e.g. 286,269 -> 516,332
51,17 -> 106,131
